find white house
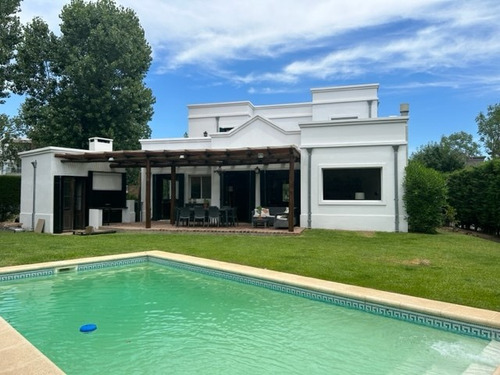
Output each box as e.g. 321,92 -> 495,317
140,83 -> 408,232
19,83 -> 409,233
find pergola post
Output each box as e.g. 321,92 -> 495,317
288,150 -> 295,232
145,158 -> 151,229
170,165 -> 177,225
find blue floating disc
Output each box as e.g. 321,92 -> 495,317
80,323 -> 97,333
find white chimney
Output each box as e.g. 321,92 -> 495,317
89,137 -> 113,151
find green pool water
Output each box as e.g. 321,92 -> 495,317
0,263 -> 497,374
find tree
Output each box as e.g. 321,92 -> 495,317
410,131 -> 480,173
411,141 -> 465,173
476,103 -> 500,159
403,160 -> 447,234
441,131 -> 480,157
0,0 -> 21,103
0,114 -> 29,173
14,0 -> 155,150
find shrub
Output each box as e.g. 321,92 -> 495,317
0,175 -> 21,221
403,161 -> 447,233
448,159 -> 500,235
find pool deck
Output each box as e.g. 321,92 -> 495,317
0,316 -> 64,374
1,251 -> 500,374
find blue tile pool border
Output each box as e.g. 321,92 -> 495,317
1,255 -> 499,341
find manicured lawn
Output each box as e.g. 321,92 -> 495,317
1,229 -> 499,311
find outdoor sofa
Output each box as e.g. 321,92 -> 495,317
252,207 -> 295,228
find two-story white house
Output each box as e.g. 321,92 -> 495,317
140,83 -> 408,232
19,83 -> 409,233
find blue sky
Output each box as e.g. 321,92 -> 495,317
4,0 -> 500,153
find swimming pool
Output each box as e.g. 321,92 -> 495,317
1,252 -> 499,374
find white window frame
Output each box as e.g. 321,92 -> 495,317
189,175 -> 211,200
318,163 -> 386,206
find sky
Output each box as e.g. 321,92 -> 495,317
4,0 -> 500,153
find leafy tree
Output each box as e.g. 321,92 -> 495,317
476,103 -> 500,159
410,131 -> 480,173
14,0 -> 155,150
0,0 -> 21,103
0,114 -> 29,173
410,142 -> 465,173
441,131 -> 480,157
403,160 -> 447,234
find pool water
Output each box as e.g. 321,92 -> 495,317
0,263 -> 497,374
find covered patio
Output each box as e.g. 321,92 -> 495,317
56,145 -> 301,232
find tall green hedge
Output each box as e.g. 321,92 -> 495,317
403,161 -> 447,233
448,159 -> 500,235
0,175 -> 21,221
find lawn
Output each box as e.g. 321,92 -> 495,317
0,228 -> 499,311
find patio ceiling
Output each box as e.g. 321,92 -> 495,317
55,145 -> 301,168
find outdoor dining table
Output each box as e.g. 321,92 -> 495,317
175,206 -> 236,226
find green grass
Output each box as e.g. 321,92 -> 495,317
1,229 -> 499,311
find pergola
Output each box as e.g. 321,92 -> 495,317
56,146 -> 301,232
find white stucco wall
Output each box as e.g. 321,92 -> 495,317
187,101 -> 255,137
300,117 -> 408,232
19,147 -> 117,233
211,117 -> 301,149
186,84 -> 380,139
141,137 -> 211,151
311,84 -> 379,121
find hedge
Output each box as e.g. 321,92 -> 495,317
0,175 -> 21,221
403,161 -> 447,234
448,159 -> 500,235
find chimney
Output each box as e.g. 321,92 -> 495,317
89,137 -> 113,151
400,103 -> 409,116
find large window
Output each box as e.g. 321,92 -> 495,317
322,168 -> 381,201
190,176 -> 211,199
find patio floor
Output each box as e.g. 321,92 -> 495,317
104,221 -> 305,235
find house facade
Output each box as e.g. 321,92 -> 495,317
19,83 -> 409,233
141,83 -> 409,232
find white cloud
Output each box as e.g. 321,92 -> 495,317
16,0 -> 500,89
237,1 -> 500,85
127,0 -> 449,70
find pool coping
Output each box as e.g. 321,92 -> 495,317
1,251 -> 500,374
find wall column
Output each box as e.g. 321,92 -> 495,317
393,145 -> 400,232
255,170 -> 261,207
145,158 -> 151,229
288,150 -> 295,232
170,165 -> 177,225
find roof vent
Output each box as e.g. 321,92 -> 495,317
400,103 -> 409,116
